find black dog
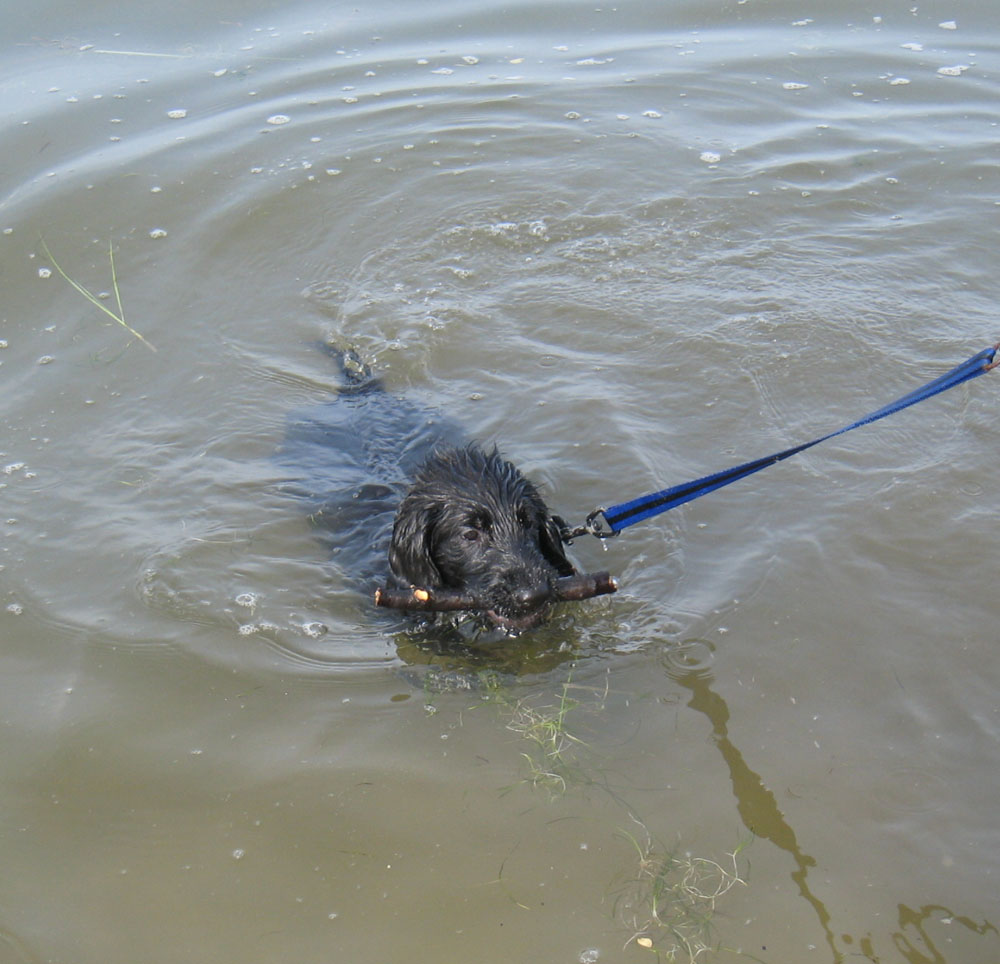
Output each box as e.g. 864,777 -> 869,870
388,445 -> 576,632
279,344 -> 577,634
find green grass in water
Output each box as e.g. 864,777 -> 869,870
41,239 -> 156,352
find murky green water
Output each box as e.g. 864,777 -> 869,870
2,1 -> 999,961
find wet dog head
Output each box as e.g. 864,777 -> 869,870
388,446 -> 575,631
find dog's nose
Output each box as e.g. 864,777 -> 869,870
510,580 -> 553,611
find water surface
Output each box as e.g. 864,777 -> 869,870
2,1 -> 999,961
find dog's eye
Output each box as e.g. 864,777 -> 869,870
516,507 -> 532,529
462,528 -> 480,542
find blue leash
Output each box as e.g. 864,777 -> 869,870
567,343 -> 998,540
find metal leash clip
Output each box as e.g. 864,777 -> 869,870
559,509 -> 617,544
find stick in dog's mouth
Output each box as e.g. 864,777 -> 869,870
373,571 -> 617,613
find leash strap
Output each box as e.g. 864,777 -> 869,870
571,343 -> 998,539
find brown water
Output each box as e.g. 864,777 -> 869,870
2,1 -> 999,961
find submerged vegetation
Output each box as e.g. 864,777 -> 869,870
463,673 -> 755,961
613,826 -> 752,962
502,676 -> 596,794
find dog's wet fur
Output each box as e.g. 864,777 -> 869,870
389,446 -> 576,632
279,344 -> 576,634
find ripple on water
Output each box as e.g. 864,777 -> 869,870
138,534 -> 399,673
661,637 -> 717,677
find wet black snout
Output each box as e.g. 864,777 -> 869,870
509,578 -> 554,612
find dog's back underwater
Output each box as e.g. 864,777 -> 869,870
277,344 -> 463,593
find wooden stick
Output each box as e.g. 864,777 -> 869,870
373,571 -> 617,612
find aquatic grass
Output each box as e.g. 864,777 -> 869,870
496,675 -> 611,795
416,670 -> 595,793
613,825 -> 753,962
508,680 -> 583,757
462,674 -> 756,959
40,239 -> 157,352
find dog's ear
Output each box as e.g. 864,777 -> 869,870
539,513 -> 577,577
388,496 -> 443,587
